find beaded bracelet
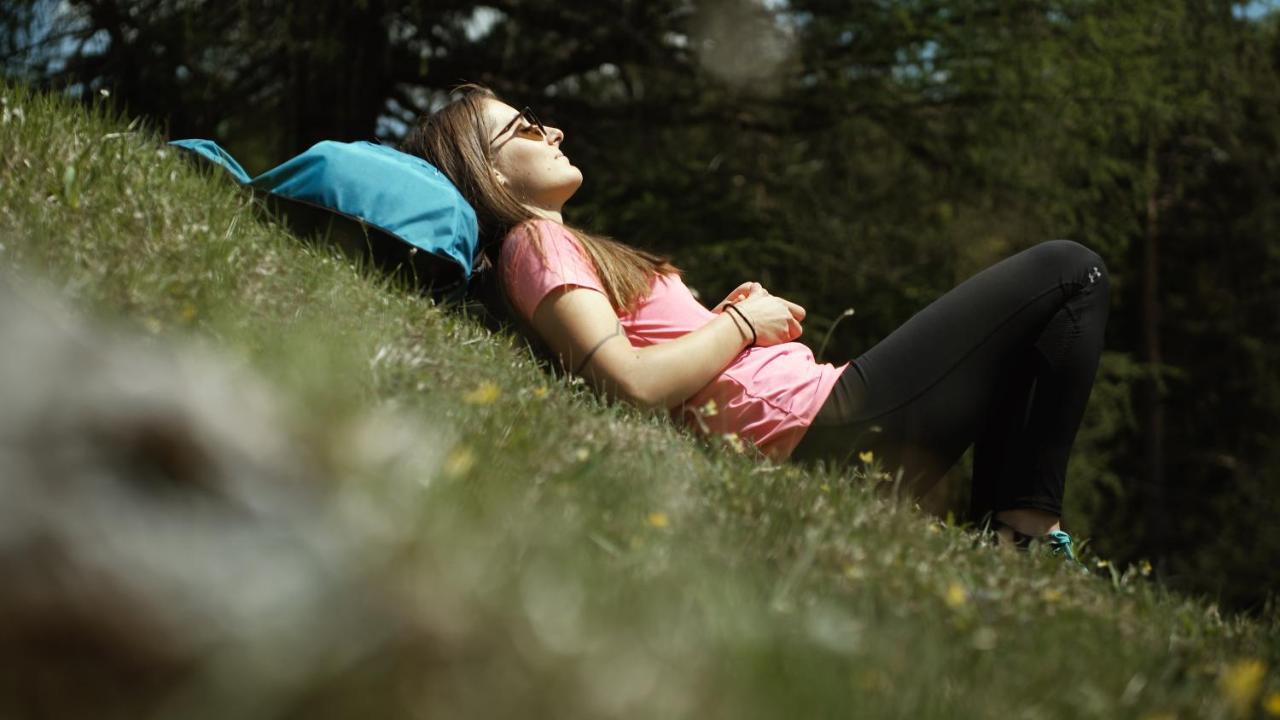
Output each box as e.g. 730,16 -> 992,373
724,303 -> 757,346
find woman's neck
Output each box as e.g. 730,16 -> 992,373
526,204 -> 563,223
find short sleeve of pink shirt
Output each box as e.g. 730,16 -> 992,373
501,220 -> 607,320
498,219 -> 846,460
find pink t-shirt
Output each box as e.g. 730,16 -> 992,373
500,219 -> 846,459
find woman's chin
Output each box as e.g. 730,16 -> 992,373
560,173 -> 584,199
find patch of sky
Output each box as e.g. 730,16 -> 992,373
762,0 -> 812,32
544,74 -> 582,99
4,0 -> 92,76
36,12 -> 111,99
464,6 -> 503,41
1234,0 -> 1277,19
81,28 -> 110,56
377,85 -> 449,142
376,114 -> 408,141
664,31 -> 690,49
543,63 -> 629,103
891,40 -> 946,86
388,15 -> 418,44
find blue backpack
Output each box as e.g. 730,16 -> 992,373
171,139 -> 480,301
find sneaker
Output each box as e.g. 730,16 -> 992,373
982,514 -> 1081,564
1043,529 -> 1078,563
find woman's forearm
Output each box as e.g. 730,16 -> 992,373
611,312 -> 750,410
530,286 -> 761,412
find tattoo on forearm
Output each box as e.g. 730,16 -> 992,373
574,322 -> 622,375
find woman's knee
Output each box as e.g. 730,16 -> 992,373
1030,239 -> 1107,281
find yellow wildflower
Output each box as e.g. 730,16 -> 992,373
723,432 -> 746,454
1219,658 -> 1266,718
444,446 -> 476,478
532,386 -> 549,399
1041,588 -> 1063,604
699,398 -> 718,417
180,304 -> 198,322
574,447 -> 590,462
463,381 -> 501,405
858,450 -> 874,464
1140,559 -> 1153,577
647,512 -> 670,529
1262,691 -> 1280,717
944,582 -> 967,608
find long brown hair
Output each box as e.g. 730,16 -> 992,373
399,84 -> 677,317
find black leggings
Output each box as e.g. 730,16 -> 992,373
790,239 -> 1111,520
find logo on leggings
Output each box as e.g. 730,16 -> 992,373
1087,266 -> 1101,284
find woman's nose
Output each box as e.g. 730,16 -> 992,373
546,126 -> 565,145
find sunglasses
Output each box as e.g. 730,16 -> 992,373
490,106 -> 549,145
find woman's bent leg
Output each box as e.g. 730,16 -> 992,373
969,345 -> 1039,517
791,239 -> 1111,521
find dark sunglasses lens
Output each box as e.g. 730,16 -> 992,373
524,109 -> 547,135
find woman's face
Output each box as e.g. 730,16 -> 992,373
483,99 -> 583,215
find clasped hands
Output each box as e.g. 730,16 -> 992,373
712,281 -> 806,346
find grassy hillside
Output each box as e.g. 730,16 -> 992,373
2,82 -> 1278,719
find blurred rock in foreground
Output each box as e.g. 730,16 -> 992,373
0,275 -> 453,720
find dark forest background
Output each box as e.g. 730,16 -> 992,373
4,0 -> 1278,613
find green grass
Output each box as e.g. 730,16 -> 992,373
2,81 -> 1278,719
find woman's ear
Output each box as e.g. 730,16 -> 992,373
492,169 -> 508,187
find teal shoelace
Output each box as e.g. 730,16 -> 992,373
1044,530 -> 1078,562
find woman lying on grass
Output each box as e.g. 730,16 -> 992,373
402,85 -> 1110,561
